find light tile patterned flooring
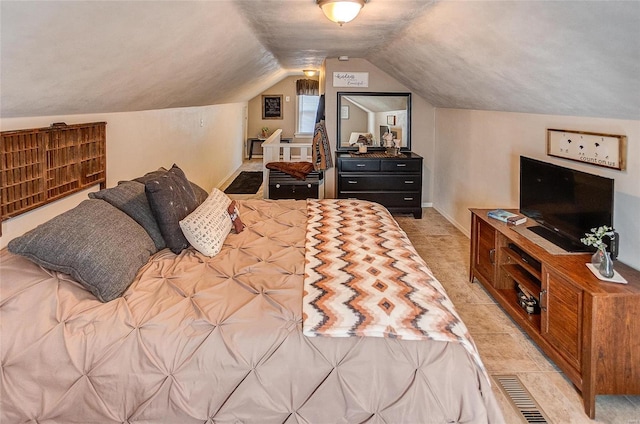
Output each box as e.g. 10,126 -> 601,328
222,161 -> 640,424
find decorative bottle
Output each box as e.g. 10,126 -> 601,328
599,249 -> 614,278
591,245 -> 606,267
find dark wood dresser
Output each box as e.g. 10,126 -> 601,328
336,152 -> 423,218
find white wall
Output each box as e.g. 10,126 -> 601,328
323,58 -> 436,202
1,103 -> 246,248
434,108 -> 640,269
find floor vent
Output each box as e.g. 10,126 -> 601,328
494,374 -> 550,423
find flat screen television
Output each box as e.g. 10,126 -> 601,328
519,156 -> 614,253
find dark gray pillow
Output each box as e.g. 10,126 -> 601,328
8,199 -> 155,302
144,164 -> 198,254
89,181 -> 166,251
134,167 -> 208,207
190,181 -> 208,206
133,168 -> 167,185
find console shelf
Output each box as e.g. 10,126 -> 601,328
469,209 -> 640,419
501,263 -> 540,298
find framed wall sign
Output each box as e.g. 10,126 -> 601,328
547,129 -> 627,170
333,72 -> 369,88
262,95 -> 283,120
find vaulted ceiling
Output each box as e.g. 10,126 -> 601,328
2,1 -> 639,120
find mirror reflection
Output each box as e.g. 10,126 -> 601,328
337,92 -> 411,151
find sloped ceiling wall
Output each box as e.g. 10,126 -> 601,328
1,1 -> 287,117
1,1 -> 639,120
371,1 -> 640,119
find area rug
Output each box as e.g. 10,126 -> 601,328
224,171 -> 263,194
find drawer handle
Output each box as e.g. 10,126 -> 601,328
307,183 -> 311,188
276,184 -> 280,188
540,289 -> 547,312
356,164 -> 366,167
396,163 -> 407,167
489,248 -> 495,264
403,197 -> 414,201
404,180 -> 414,184
347,180 -> 358,184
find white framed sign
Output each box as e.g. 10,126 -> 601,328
333,72 -> 369,88
547,129 -> 627,171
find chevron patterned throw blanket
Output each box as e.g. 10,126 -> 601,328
303,199 -> 487,375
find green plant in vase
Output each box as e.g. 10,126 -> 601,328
581,225 -> 615,278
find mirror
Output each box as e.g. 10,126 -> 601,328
337,92 -> 411,151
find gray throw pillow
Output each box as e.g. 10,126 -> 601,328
134,167 -> 208,207
190,181 -> 208,205
89,181 -> 166,251
144,164 -> 199,254
133,168 -> 167,185
8,199 -> 156,302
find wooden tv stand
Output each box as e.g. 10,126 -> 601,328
469,209 -> 640,419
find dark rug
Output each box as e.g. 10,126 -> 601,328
224,171 -> 263,194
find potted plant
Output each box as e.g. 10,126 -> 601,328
581,225 -> 615,277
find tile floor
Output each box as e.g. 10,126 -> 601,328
222,161 -> 640,424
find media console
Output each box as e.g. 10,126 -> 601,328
469,209 -> 640,419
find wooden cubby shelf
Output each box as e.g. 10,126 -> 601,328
1,122 -> 106,230
469,208 -> 640,419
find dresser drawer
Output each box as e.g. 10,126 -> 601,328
339,191 -> 421,208
339,175 -> 420,191
269,182 -> 318,200
340,159 -> 380,172
380,160 -> 422,172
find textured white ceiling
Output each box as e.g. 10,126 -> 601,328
1,0 -> 639,119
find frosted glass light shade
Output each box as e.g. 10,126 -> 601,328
318,0 -> 365,25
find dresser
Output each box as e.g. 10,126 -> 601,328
336,152 -> 423,218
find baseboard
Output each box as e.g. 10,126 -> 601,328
433,205 -> 471,238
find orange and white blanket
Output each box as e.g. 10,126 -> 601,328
303,199 -> 487,375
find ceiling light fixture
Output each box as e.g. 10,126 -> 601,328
317,0 -> 366,26
303,69 -> 317,77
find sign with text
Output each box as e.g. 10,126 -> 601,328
547,129 -> 627,170
262,95 -> 283,120
333,72 -> 369,88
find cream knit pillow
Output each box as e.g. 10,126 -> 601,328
179,188 -> 232,257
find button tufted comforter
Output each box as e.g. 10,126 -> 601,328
1,199 -> 503,423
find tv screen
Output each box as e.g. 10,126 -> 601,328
519,156 -> 614,252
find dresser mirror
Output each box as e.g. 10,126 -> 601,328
337,92 -> 411,151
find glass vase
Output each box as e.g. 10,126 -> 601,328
591,246 -> 606,267
599,250 -> 615,278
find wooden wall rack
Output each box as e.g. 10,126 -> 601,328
1,122 -> 107,233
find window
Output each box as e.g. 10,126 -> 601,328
296,95 -> 320,136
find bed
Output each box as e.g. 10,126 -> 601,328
1,168 -> 503,423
